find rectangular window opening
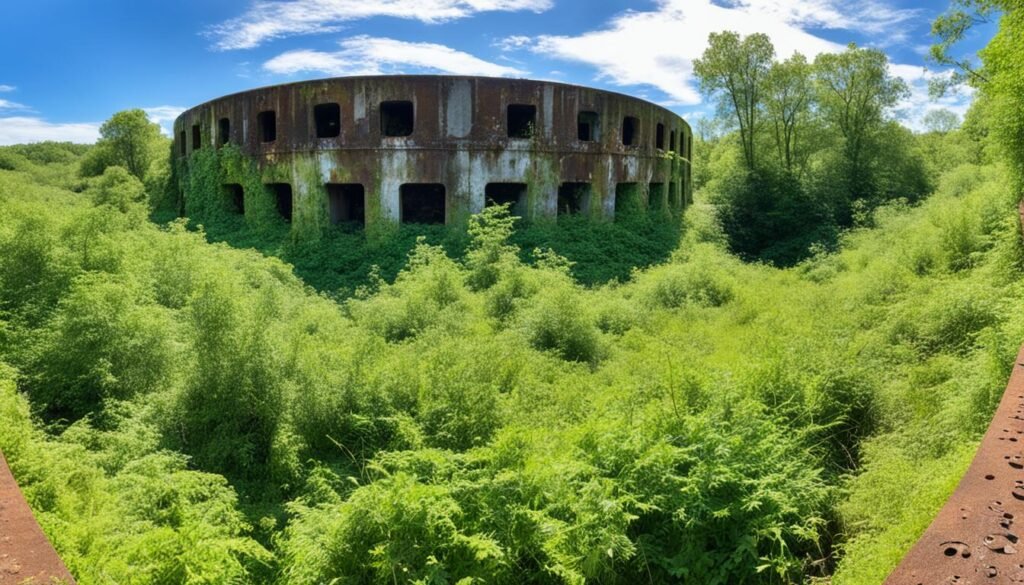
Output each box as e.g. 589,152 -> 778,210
315,103 -> 341,139
218,118 -> 231,146
192,124 -> 201,150
577,111 -> 600,142
507,104 -> 537,139
258,111 -> 277,143
223,184 -> 244,214
622,116 -> 639,146
656,123 -> 665,150
558,182 -> 591,216
485,183 -> 527,216
327,183 -> 365,226
648,183 -> 666,211
687,135 -> 692,159
179,131 -> 187,156
267,183 -> 292,222
669,130 -> 676,153
615,183 -> 641,216
381,101 -> 414,137
400,183 -> 446,224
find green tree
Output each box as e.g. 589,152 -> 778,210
922,108 -> 962,134
928,0 -> 1023,193
814,44 -> 909,203
693,32 -> 775,171
81,109 -> 165,181
765,53 -> 814,174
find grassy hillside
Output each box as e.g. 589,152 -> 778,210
1,140 -> 1021,583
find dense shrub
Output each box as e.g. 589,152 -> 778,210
2,125 -> 1023,585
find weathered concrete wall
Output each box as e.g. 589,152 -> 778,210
174,75 -> 692,235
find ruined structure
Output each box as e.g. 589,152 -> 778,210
173,75 -> 692,235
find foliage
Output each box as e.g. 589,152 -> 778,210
82,109 -> 167,182
693,31 -> 776,171
1,61 -> 1023,585
693,36 -> 926,265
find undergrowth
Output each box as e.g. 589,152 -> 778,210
1,142 -> 1022,583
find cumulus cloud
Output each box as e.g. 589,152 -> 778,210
888,65 -> 974,131
264,36 -> 525,77
144,106 -> 187,136
210,0 -> 553,50
519,0 -> 844,106
501,0 -> 927,107
0,117 -> 100,145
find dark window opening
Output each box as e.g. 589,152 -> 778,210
669,182 -> 679,207
268,183 -> 292,221
401,183 -> 445,224
656,123 -> 665,150
687,135 -> 692,159
381,101 -> 414,137
622,116 -> 639,146
258,111 -> 277,143
615,183 -> 641,216
314,103 -> 341,139
192,125 -> 201,150
223,184 -> 244,214
218,118 -> 231,146
327,183 -> 365,226
178,131 -> 186,156
577,111 -> 600,142
485,183 -> 527,215
669,130 -> 676,153
507,104 -> 537,139
648,183 -> 666,210
558,182 -> 591,216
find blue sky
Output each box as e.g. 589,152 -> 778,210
0,0 -> 994,144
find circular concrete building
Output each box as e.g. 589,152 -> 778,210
173,75 -> 692,235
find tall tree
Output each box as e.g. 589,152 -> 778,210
814,44 -> 909,199
92,109 -> 164,181
929,1 -> 1022,192
694,32 -> 775,171
764,53 -> 814,174
922,109 -> 961,134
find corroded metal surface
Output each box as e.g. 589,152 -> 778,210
174,75 -> 692,233
886,345 -> 1024,584
0,452 -> 74,584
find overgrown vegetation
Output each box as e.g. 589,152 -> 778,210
1,2 -> 1023,582
1,118 -> 1022,583
693,36 -> 935,265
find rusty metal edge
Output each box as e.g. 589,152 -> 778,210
885,345 -> 1024,584
0,451 -> 75,585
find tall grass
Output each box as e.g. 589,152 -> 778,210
0,141 -> 1021,583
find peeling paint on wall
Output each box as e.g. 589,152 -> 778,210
174,75 -> 692,238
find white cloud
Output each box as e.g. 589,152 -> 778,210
0,117 -> 100,145
0,99 -> 30,111
210,0 -> 552,50
0,85 -> 15,93
264,36 -> 525,77
494,35 -> 533,51
887,66 -> 974,131
523,0 -> 847,106
144,106 -> 187,136
503,0 -> 924,107
725,0 -> 918,36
